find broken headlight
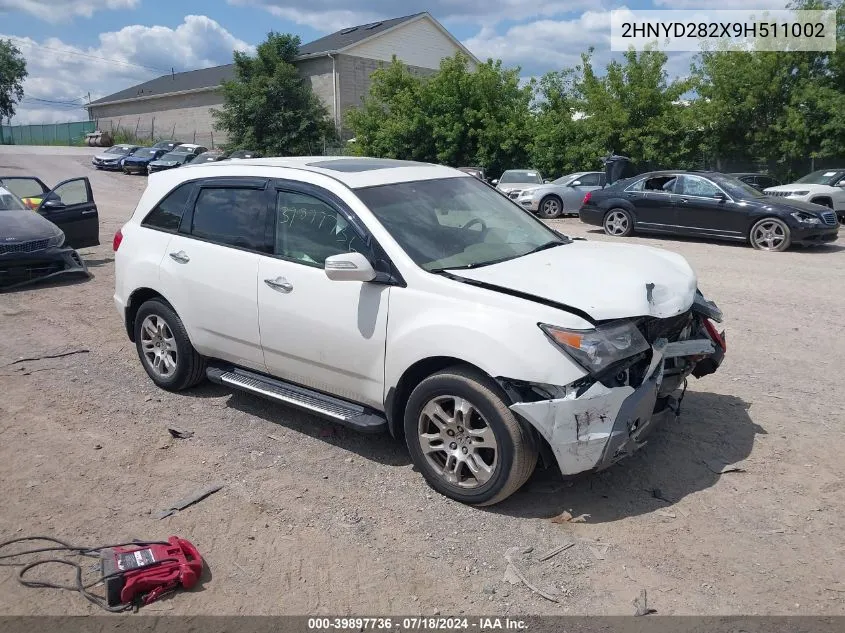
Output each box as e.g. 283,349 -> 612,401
539,320 -> 650,374
47,231 -> 65,248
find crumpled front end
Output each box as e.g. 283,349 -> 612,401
0,247 -> 91,291
507,294 -> 726,476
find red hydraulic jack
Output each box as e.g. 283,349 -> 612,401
100,536 -> 203,608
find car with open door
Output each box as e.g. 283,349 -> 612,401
0,176 -> 100,250
114,157 -> 727,506
0,184 -> 92,290
579,170 -> 838,251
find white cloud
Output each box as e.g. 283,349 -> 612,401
5,15 -> 254,124
228,0 -> 608,31
653,0 -> 787,7
0,0 -> 139,22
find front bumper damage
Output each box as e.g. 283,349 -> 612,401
0,247 -> 91,291
508,300 -> 725,476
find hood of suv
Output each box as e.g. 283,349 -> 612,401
764,183 -> 836,195
451,240 -> 697,321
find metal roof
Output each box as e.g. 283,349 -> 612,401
89,13 -> 425,107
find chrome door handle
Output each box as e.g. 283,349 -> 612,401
679,198 -> 689,203
169,251 -> 190,263
264,277 -> 293,293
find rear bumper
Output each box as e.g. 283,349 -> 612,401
123,163 -> 148,173
0,247 -> 90,291
578,205 -> 604,226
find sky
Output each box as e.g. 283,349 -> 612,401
0,0 -> 787,124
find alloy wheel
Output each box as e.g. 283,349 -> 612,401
140,315 -> 178,378
752,220 -> 787,250
605,210 -> 629,235
542,198 -> 561,217
417,395 -> 498,489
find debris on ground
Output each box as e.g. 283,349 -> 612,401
154,483 -> 224,519
551,511 -> 590,524
167,428 -> 194,440
633,588 -> 656,616
538,542 -> 575,562
503,547 -> 560,603
589,545 -> 609,560
267,434 -> 285,442
656,509 -> 677,519
8,349 -> 90,365
703,459 -> 747,474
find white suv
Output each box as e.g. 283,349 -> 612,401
764,168 -> 845,224
114,157 -> 726,506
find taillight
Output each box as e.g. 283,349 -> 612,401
113,228 -> 123,251
582,191 -> 592,205
703,318 -> 726,352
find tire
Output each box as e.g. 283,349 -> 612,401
538,195 -> 563,219
603,208 -> 634,237
749,217 -> 791,252
404,367 -> 538,506
134,298 -> 206,391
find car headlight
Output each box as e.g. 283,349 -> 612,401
791,211 -> 821,225
787,190 -> 810,196
47,231 -> 65,248
539,320 -> 650,374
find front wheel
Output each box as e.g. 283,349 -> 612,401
603,208 -> 634,237
538,196 -> 563,219
404,368 -> 538,506
134,298 -> 206,391
749,217 -> 791,252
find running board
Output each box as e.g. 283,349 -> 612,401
206,366 -> 387,433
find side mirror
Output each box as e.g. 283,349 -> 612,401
324,252 -> 376,282
570,180 -> 582,187
544,179 -> 551,184
491,179 -> 499,186
42,199 -> 65,210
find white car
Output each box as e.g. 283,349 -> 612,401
764,168 -> 845,224
113,157 -> 726,506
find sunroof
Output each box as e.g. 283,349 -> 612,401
340,27 -> 358,34
306,158 -> 429,172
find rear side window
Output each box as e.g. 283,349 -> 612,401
143,183 -> 193,231
579,173 -> 602,186
190,187 -> 269,252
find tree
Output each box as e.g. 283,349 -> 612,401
0,39 -> 27,122
346,54 -> 534,176
212,32 -> 335,156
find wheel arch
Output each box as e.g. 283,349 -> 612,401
124,287 -> 173,342
810,196 -> 833,208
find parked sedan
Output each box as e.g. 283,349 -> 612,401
153,140 -> 182,151
579,170 -> 838,251
147,144 -> 208,174
492,169 -> 544,195
512,171 -> 607,219
91,144 -> 139,170
122,147 -> 167,174
193,151 -> 227,164
226,149 -> 261,159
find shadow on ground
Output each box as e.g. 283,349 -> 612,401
583,228 -> 844,253
486,391 -> 764,523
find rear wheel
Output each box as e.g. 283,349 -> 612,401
134,299 -> 206,391
603,208 -> 634,237
749,217 -> 791,252
404,368 -> 538,506
538,195 -> 563,219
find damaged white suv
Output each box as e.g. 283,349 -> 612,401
114,157 -> 726,506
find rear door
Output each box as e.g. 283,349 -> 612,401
36,177 -> 100,249
623,175 -> 679,229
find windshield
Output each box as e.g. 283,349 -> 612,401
105,146 -> 133,155
500,170 -> 542,184
711,174 -> 766,199
795,169 -> 845,185
356,177 -> 567,272
0,186 -> 26,211
552,172 -> 585,185
132,148 -> 158,158
171,146 -> 193,154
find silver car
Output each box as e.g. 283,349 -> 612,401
493,169 -> 545,195
511,171 -> 607,218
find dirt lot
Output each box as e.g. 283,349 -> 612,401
1,145 -> 844,616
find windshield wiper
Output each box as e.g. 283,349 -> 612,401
430,240 -> 567,274
522,240 -> 567,256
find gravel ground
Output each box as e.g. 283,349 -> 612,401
1,145 -> 844,616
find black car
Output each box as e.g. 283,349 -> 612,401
122,147 -> 168,174
579,170 -> 839,251
730,172 -> 782,191
193,151 -> 227,163
148,145 -> 208,174
226,149 -> 261,159
0,176 -> 98,290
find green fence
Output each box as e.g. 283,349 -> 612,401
0,120 -> 96,146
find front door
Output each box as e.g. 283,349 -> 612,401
158,178 -> 271,371
257,183 -> 389,408
36,177 -> 100,248
673,174 -> 746,240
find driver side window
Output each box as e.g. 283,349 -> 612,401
679,175 -> 721,198
275,191 -> 372,267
